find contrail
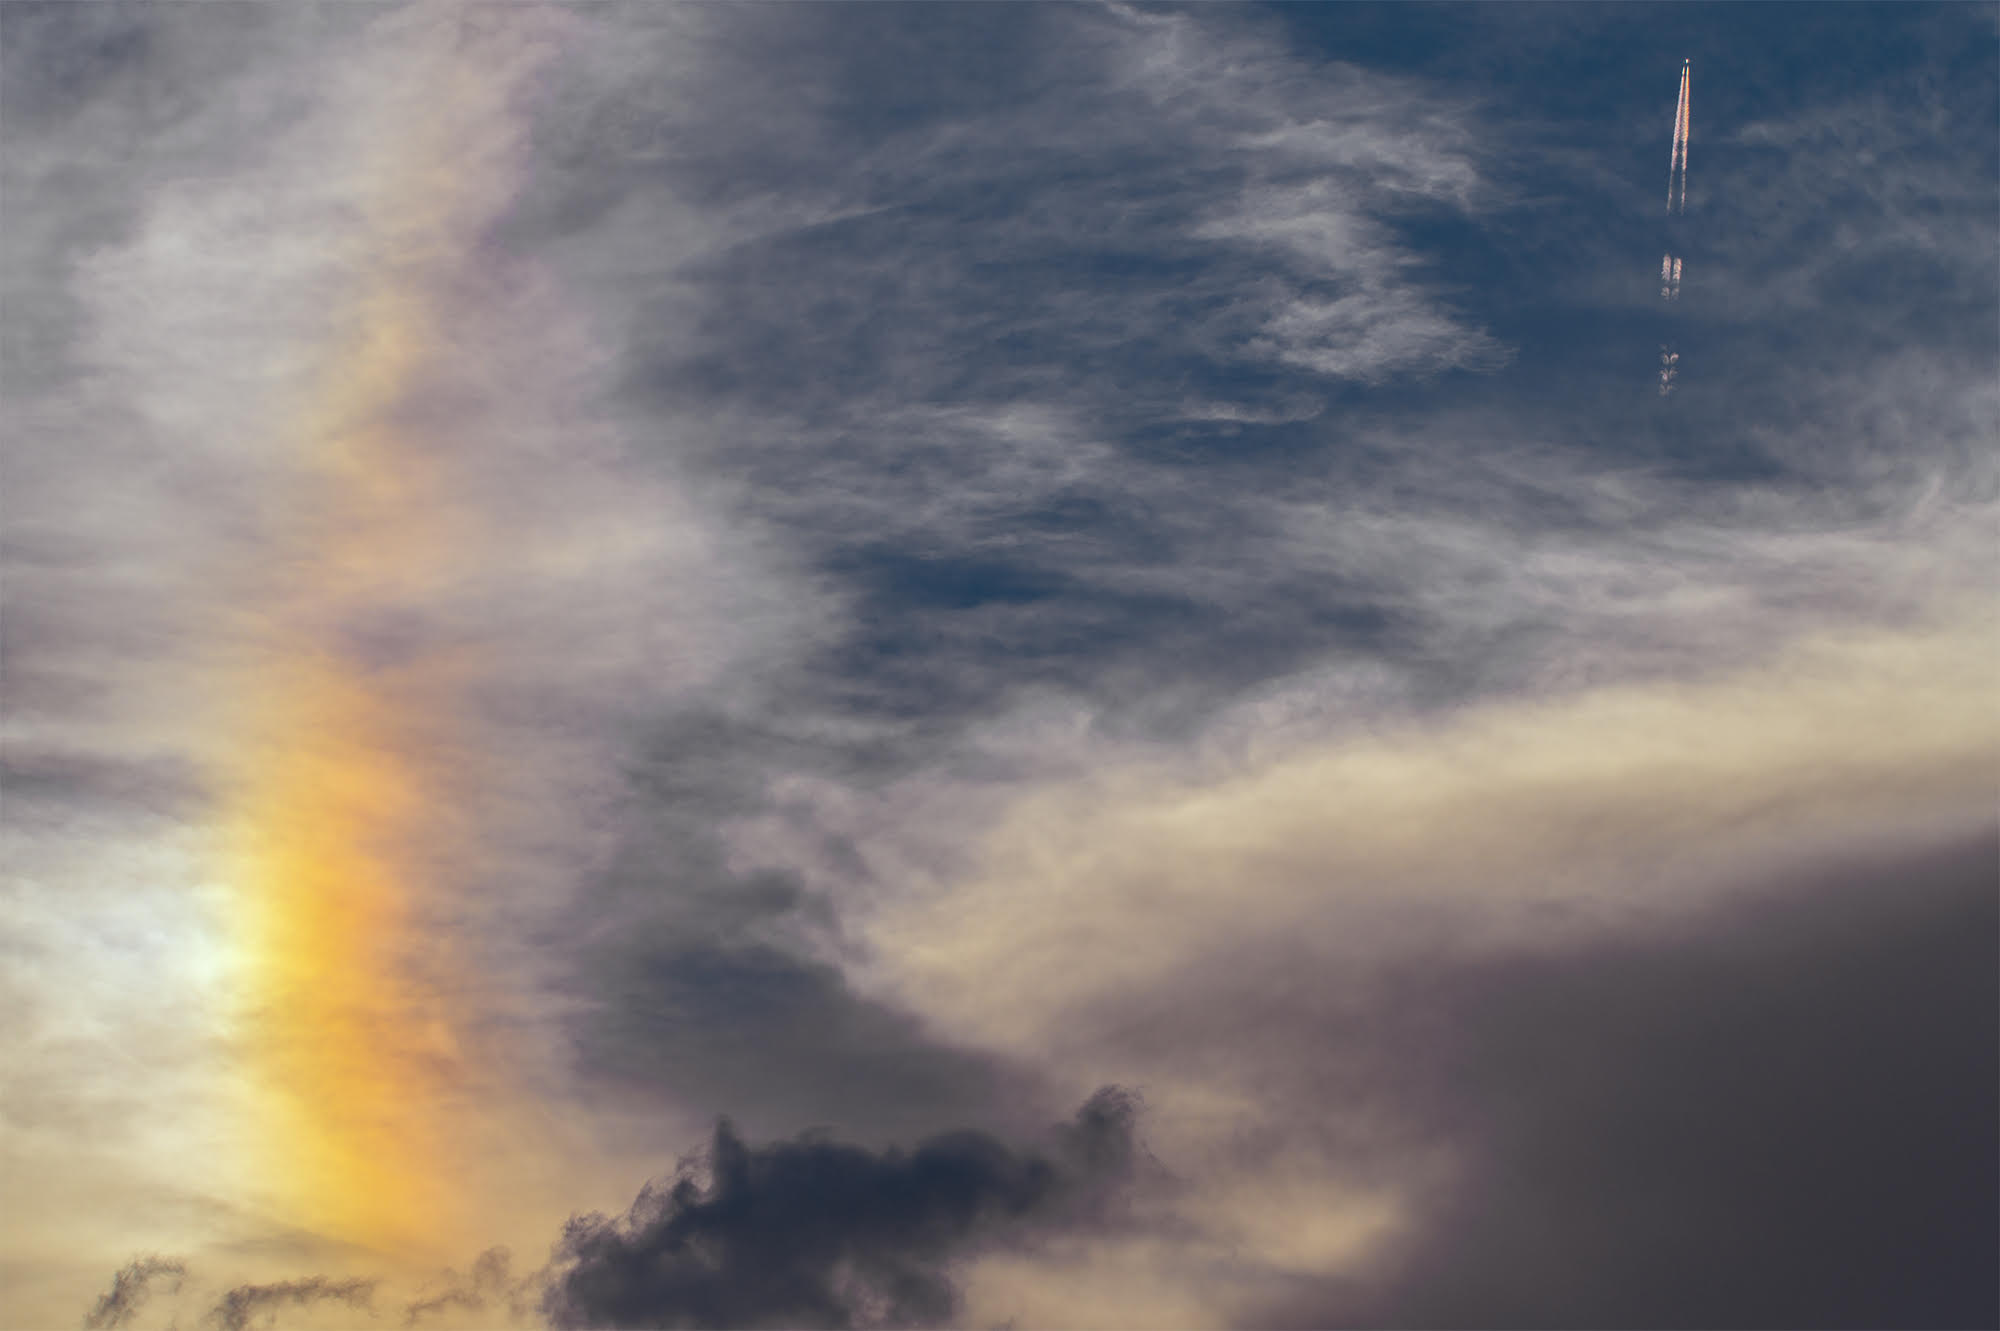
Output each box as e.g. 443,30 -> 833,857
1679,61 -> 1690,210
1667,59 -> 1690,214
1659,61 -> 1689,395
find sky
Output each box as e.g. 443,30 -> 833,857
1,4 -> 1994,1329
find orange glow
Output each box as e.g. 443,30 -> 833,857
223,240 -> 480,1257
211,13 -> 559,1258
229,651 -> 463,1252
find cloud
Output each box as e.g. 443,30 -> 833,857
521,0 -> 1990,756
1251,834 -> 1999,1329
0,0 -> 814,1264
402,1248 -> 525,1327
573,3 -> 1502,423
869,835 -> 1996,1329
82,1256 -> 185,1330
541,1088 -> 1143,1330
1713,87 -> 1997,328
568,929 -> 1043,1146
5,6 -> 1993,1324
806,612 -> 1996,1325
207,1277 -> 375,1331
858,613 -> 1994,1058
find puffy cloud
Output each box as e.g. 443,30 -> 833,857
542,1088 -> 1144,1330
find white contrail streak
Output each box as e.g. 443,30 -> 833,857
1667,75 -> 1680,211
1667,61 -> 1690,214
1677,63 -> 1690,211
1659,62 -> 1689,395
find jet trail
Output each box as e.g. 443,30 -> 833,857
1660,61 -> 1689,395
1667,60 -> 1690,214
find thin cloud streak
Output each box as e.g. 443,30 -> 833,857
207,1276 -> 375,1331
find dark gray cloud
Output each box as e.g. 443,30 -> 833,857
560,789 -> 1051,1145
573,931 -> 1041,1146
0,747 -> 205,822
543,1087 -> 1143,1330
207,1276 -> 375,1331
81,1256 -> 185,1331
1233,833 -> 2000,1329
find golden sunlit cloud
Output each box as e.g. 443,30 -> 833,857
860,611 -> 1996,1061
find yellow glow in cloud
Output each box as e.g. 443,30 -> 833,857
228,654 -> 461,1251
223,294 -> 472,1254
214,16 -> 557,1257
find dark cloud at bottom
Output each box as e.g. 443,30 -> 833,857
75,835 -> 1992,1330
542,1087 -> 1143,1330
1258,831 -> 2000,1330
74,1095 -> 1141,1331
